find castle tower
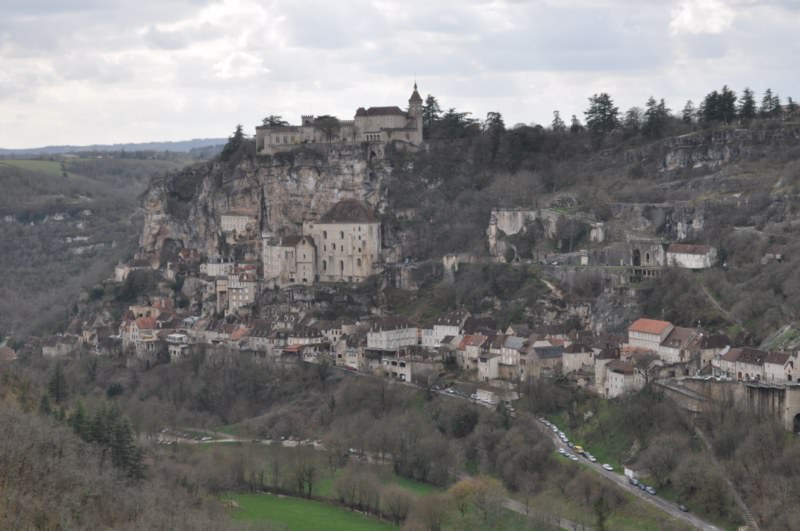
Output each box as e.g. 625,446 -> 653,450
408,82 -> 423,143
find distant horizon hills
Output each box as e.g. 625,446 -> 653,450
0,137 -> 228,156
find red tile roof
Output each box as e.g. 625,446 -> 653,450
667,243 -> 711,255
628,318 -> 673,335
459,334 -> 487,350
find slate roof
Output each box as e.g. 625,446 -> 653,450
765,351 -> 790,366
362,106 -> 406,117
534,345 -> 564,359
504,336 -> 526,351
660,326 -> 698,349
721,347 -> 767,365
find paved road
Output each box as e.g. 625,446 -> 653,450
534,418 -> 722,531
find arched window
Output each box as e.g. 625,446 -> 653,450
323,260 -> 327,272
323,231 -> 327,239
340,231 -> 344,239
340,260 -> 344,274
357,258 -> 362,267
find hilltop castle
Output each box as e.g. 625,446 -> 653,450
255,83 -> 424,156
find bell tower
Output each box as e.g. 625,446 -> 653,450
408,82 -> 423,143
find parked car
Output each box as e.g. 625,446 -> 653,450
570,455 -> 579,462
602,464 -> 614,472
645,486 -> 657,495
679,504 -> 689,512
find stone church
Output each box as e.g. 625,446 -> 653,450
262,199 -> 381,286
255,83 -> 424,155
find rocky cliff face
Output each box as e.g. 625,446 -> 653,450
624,125 -> 800,173
138,145 -> 390,265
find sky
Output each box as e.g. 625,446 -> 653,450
1,0 -> 798,148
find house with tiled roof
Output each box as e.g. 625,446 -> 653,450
500,336 -> 527,381
657,326 -> 700,364
666,243 -> 717,269
714,347 -> 768,381
367,316 -> 418,352
603,360 -> 642,398
628,318 -> 674,352
457,334 -> 488,371
764,351 -> 797,383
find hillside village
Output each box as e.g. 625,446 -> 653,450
23,87 -> 800,436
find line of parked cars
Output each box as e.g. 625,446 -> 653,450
629,476 -> 658,496
539,417 -> 602,465
539,418 -> 691,513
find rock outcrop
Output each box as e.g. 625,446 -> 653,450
137,145 -> 390,265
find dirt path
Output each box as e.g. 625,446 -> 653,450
700,283 -> 742,327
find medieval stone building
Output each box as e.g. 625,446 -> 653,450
262,199 -> 381,286
255,84 -> 424,156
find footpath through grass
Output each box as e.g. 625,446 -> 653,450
228,493 -> 395,531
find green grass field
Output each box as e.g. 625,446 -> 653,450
0,159 -> 63,176
228,494 -> 396,531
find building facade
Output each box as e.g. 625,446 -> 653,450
263,199 -> 381,286
255,84 -> 424,156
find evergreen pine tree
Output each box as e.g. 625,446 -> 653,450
772,93 -> 783,118
643,97 -> 671,138
220,125 -> 245,161
569,114 -> 584,133
551,110 -> 566,133
682,100 -> 695,124
760,88 -> 775,118
421,95 -> 442,138
584,93 -> 621,133
738,87 -> 757,121
719,85 -> 737,124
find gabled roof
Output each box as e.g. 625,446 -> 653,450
459,334 -> 487,349
504,336 -> 526,351
319,199 -> 378,223
667,243 -> 712,255
362,106 -> 406,117
722,347 -> 767,365
765,351 -> 790,366
629,318 -> 673,336
660,326 -> 698,349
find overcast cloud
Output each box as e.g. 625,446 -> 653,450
0,0 -> 797,148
